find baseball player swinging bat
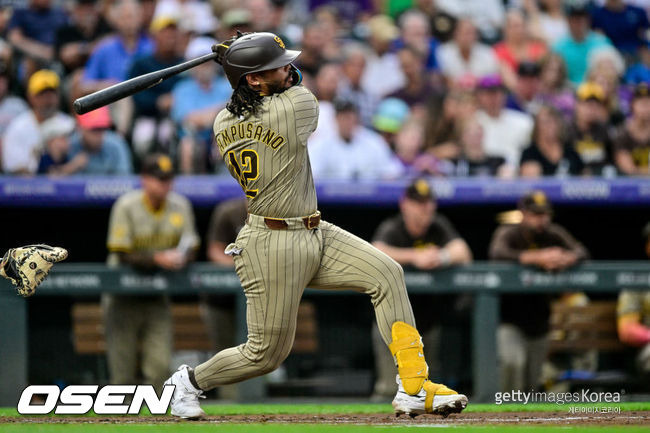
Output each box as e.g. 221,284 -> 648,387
75,31 -> 468,420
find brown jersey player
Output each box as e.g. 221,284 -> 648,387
164,32 -> 468,419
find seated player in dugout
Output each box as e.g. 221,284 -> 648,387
370,179 -> 473,401
105,153 -> 200,392
489,190 -> 589,392
163,31 -> 468,419
617,223 -> 650,377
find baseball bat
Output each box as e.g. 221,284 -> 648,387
73,52 -> 218,115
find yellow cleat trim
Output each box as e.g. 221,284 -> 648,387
423,381 -> 459,412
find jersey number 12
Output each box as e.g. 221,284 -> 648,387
227,149 -> 259,198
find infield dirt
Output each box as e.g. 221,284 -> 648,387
2,411 -> 650,426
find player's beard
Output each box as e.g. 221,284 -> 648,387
266,74 -> 292,95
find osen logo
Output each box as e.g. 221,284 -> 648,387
17,385 -> 174,415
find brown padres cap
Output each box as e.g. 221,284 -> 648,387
141,153 -> 175,180
404,178 -> 436,203
518,190 -> 552,214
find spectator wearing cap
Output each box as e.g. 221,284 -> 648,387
586,47 -> 629,126
66,106 -> 132,175
475,74 -> 533,170
37,115 -> 76,175
370,178 -> 472,400
520,105 -> 584,177
361,15 -> 406,98
308,99 -> 403,180
552,3 -> 611,86
436,19 -> 500,86
55,0 -> 110,78
171,37 -> 231,174
614,82 -> 650,176
2,70 -> 72,175
493,10 -> 548,92
127,13 -> 183,161
505,61 -> 544,115
336,43 -> 379,128
7,0 -> 68,67
565,82 -> 616,175
537,53 -> 576,121
448,117 -> 508,177
372,97 -> 410,149
105,152 -> 199,392
489,190 -> 589,392
523,0 -> 569,46
591,0 -> 649,57
82,0 -> 154,94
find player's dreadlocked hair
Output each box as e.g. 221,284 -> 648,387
226,84 -> 264,118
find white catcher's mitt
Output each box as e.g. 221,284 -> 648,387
0,245 -> 68,297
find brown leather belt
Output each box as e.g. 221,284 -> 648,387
263,213 -> 321,230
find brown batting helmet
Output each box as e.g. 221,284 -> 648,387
220,32 -> 301,89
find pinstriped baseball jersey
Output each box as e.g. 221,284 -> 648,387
213,85 -> 319,218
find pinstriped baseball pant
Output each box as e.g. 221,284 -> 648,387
194,216 -> 415,390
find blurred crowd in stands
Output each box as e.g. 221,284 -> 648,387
0,0 -> 649,178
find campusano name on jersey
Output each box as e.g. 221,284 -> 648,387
215,122 -> 286,153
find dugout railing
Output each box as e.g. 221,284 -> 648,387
1,262 -> 650,406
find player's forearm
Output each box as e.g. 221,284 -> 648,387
444,239 -> 473,266
518,250 -> 545,266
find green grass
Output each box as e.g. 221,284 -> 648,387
1,401 -> 649,417
0,425 -> 649,433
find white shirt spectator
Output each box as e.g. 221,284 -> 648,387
2,111 -> 73,174
476,109 -> 533,169
361,52 -> 406,98
309,126 -> 403,180
538,14 -> 569,45
437,42 -> 499,81
436,0 -> 505,41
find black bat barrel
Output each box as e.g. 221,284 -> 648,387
73,52 -> 218,115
